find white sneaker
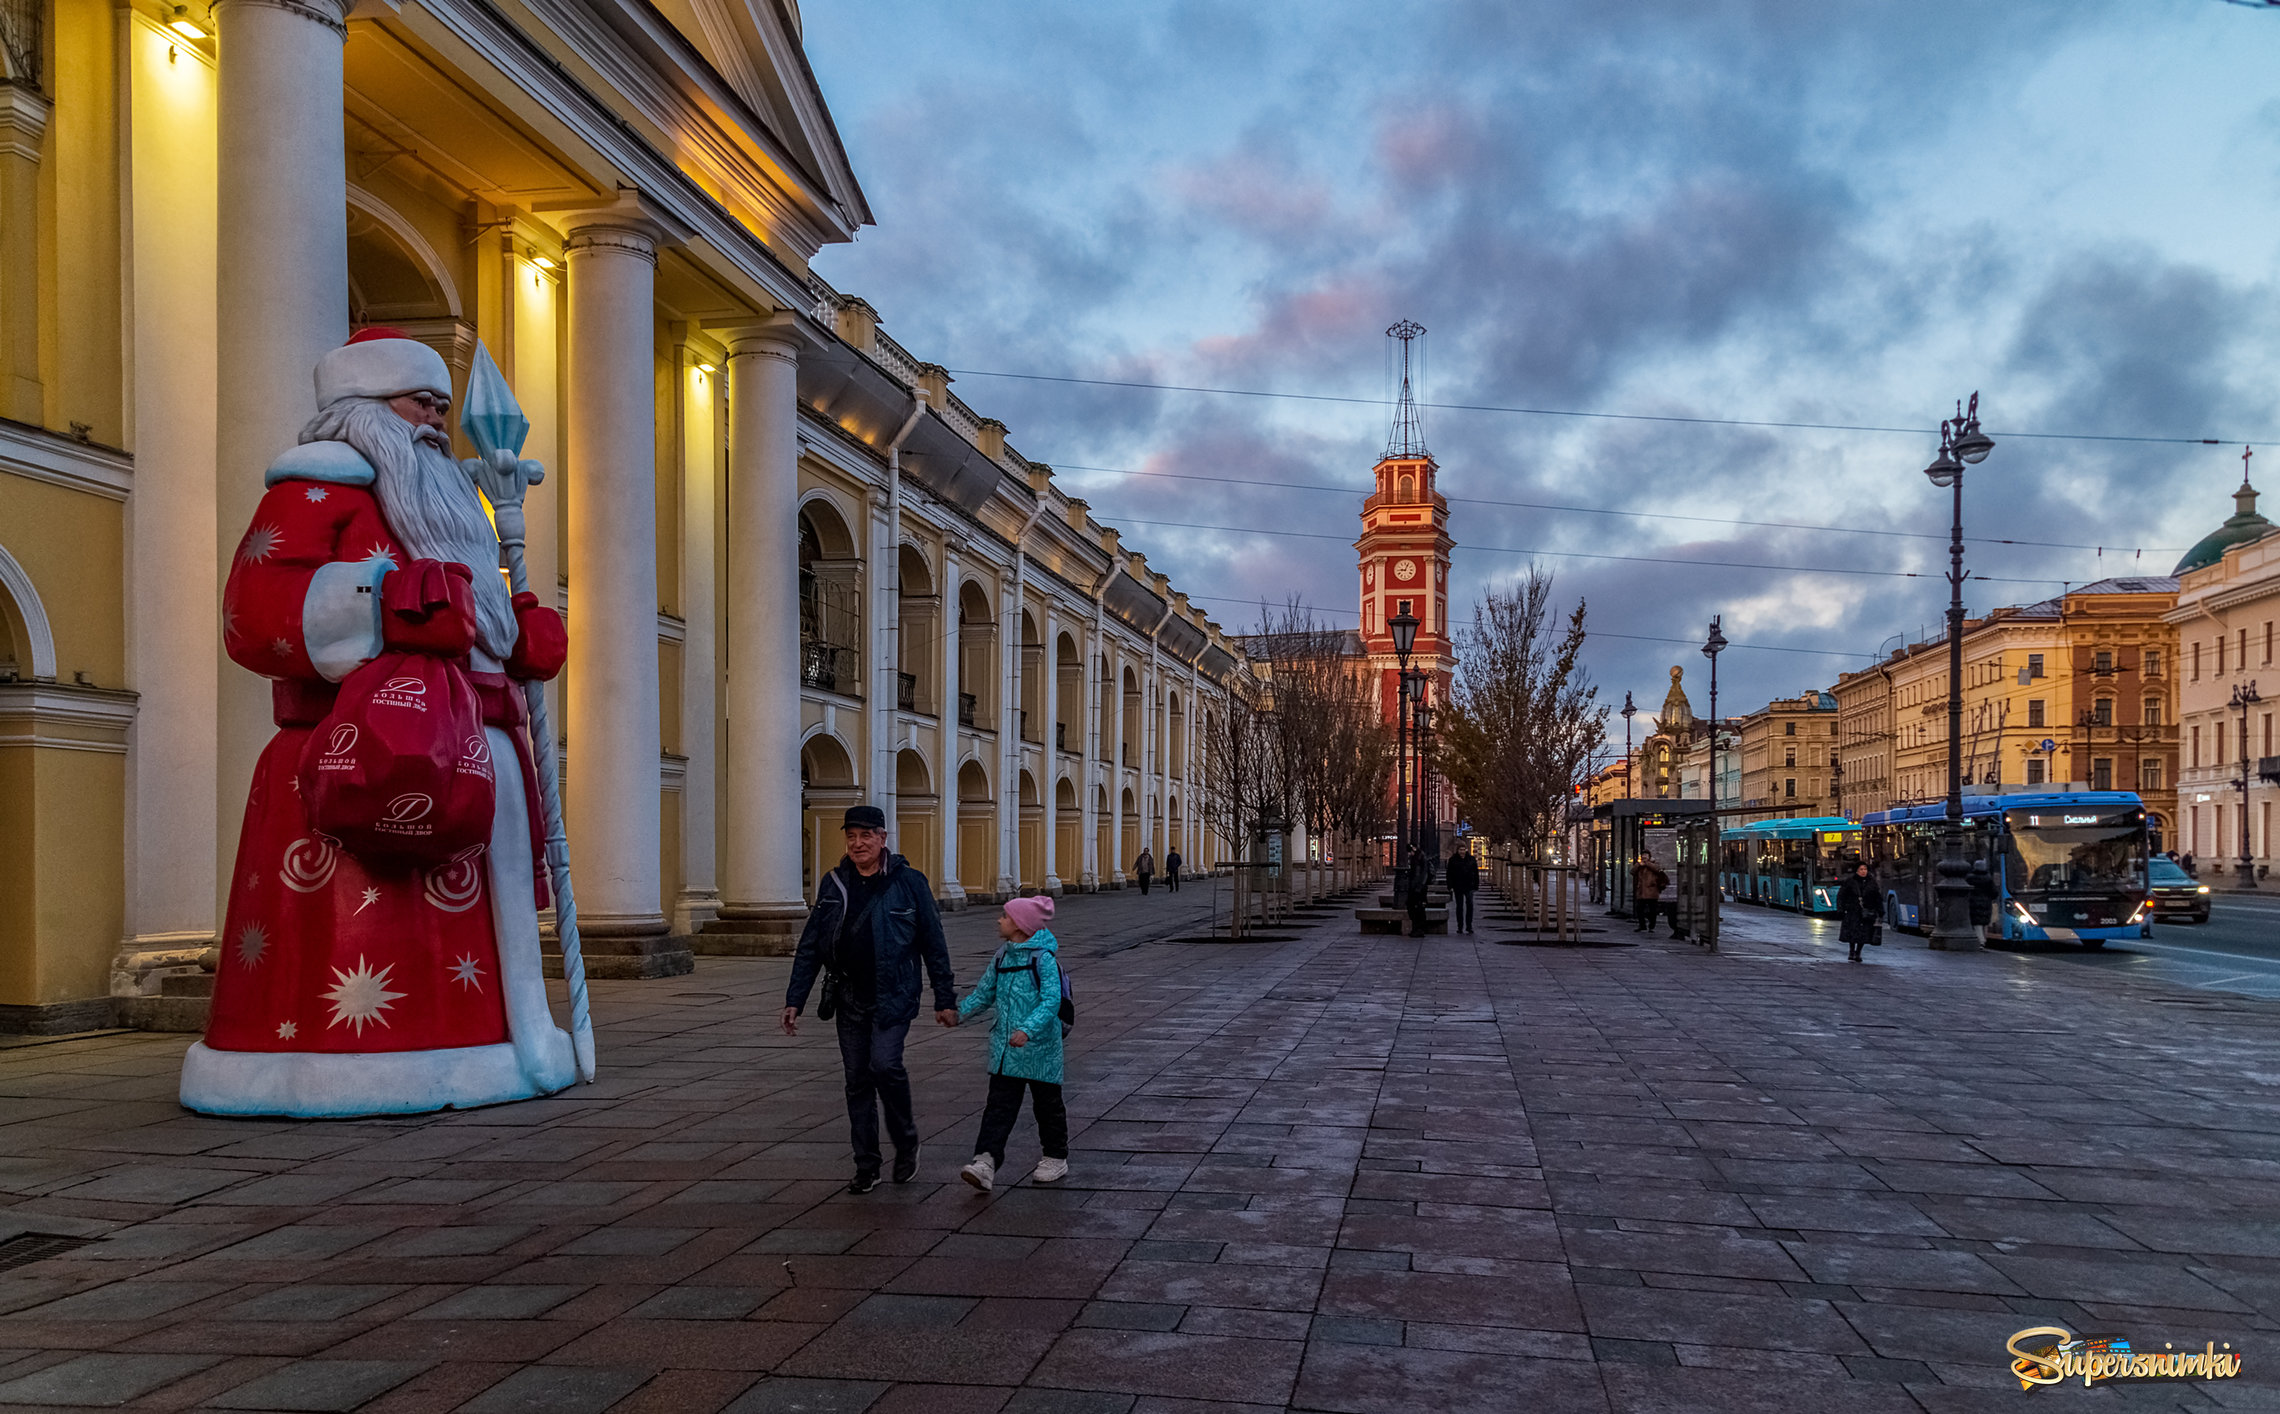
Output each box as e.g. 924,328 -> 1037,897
960,1154 -> 995,1192
1032,1157 -> 1069,1184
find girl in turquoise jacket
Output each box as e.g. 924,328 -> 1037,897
958,894 -> 1067,1192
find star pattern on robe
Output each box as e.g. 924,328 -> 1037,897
239,524 -> 281,564
271,637 -> 294,658
235,923 -> 268,968
276,1020 -> 297,1040
323,957 -> 404,1035
449,955 -> 484,991
303,486 -> 329,502
360,544 -> 395,566
355,886 -> 380,915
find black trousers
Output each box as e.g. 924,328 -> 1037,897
1138,873 -> 1153,895
1450,889 -> 1474,932
1407,898 -> 1428,935
1166,870 -> 1181,892
974,1071 -> 1068,1165
1634,898 -> 1663,932
835,1012 -> 917,1177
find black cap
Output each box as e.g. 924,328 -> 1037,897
842,805 -> 887,831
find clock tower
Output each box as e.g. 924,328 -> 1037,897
1356,321 -> 1455,716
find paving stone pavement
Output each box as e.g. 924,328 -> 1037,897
4,882 -> 2280,1411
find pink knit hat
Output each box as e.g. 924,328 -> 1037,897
1003,895 -> 1054,937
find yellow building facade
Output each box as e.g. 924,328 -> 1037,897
0,0 -> 1246,1032
2165,478 -> 2280,875
1732,689 -> 1837,820
1831,578 -> 2177,842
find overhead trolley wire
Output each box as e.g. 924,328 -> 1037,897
1183,592 -> 1874,660
1108,514 -> 2083,586
1054,464 -> 2185,556
945,367 -> 2246,448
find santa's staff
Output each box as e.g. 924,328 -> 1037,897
461,343 -> 594,1082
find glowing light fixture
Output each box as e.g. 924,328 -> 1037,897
696,362 -> 716,374
166,6 -> 208,39
530,254 -> 557,270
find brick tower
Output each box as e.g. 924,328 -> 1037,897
1356,320 -> 1456,851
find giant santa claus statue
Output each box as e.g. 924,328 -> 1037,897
181,329 -> 576,1116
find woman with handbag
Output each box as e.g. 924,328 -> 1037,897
1837,858 -> 1881,963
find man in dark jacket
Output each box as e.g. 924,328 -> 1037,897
1632,853 -> 1669,934
1164,847 -> 1183,892
1445,847 -> 1479,933
782,806 -> 958,1193
1401,847 -> 1433,936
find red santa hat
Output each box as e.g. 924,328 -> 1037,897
314,327 -> 453,407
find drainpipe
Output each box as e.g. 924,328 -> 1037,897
875,394 -> 926,836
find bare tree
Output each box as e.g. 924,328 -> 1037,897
1199,663 -> 1277,936
1438,569 -> 1605,858
1247,601 -> 1394,900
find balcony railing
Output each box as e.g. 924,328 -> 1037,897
801,641 -> 858,695
1,0 -> 43,90
958,693 -> 977,728
1057,722 -> 1068,752
897,673 -> 916,712
1020,709 -> 1036,743
2262,756 -> 2280,786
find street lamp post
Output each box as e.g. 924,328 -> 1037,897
2234,680 -> 2262,890
1415,699 -> 1435,861
1389,608 -> 1419,870
1702,618 -> 1727,813
1621,691 -> 1637,800
1922,394 -> 1994,949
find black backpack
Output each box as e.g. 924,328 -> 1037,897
996,945 -> 1076,1034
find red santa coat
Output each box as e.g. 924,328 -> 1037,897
183,440 -> 573,1116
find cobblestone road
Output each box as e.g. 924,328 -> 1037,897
3,884 -> 2279,1411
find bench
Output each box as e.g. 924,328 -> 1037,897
1356,907 -> 1447,935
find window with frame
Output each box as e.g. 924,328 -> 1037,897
2094,650 -> 2112,674
1784,778 -> 1796,798
1784,721 -> 1795,736
2027,699 -> 2046,728
2142,758 -> 2162,791
2192,724 -> 2202,768
2092,758 -> 2112,792
2144,696 -> 2162,726
2028,653 -> 2045,679
2027,757 -> 2046,785
2193,641 -> 2203,679
2092,698 -> 2113,727
2145,649 -> 2162,676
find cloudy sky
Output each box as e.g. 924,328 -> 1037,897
803,0 -> 2280,730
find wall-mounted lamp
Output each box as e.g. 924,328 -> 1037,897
529,254 -> 556,270
167,5 -> 208,39
695,362 -> 716,375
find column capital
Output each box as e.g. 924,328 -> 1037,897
540,189 -> 690,255
214,0 -> 352,37
711,310 -> 817,361
0,85 -> 53,161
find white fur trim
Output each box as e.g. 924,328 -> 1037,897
486,723 -> 578,1095
315,338 -> 452,406
177,724 -> 578,1119
302,557 -> 394,683
180,1040 -> 541,1117
265,440 -> 376,488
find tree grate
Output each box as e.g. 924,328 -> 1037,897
0,1234 -> 92,1273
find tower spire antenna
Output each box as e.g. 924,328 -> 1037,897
1385,319 -> 1428,460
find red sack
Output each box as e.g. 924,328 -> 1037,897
299,651 -> 495,866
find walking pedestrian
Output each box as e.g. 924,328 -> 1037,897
1631,853 -> 1668,934
1164,846 -> 1183,892
2183,852 -> 2198,879
958,895 -> 1069,1193
1134,847 -> 1156,895
782,806 -> 959,1194
1445,845 -> 1478,934
1836,858 -> 1880,962
1402,846 -> 1432,936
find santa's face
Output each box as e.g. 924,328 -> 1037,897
388,390 -> 451,434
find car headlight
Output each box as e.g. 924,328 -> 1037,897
2198,885 -> 2211,894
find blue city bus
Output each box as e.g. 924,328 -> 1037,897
1861,792 -> 2149,949
1718,817 -> 1862,914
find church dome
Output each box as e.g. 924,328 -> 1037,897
2175,478 -> 2274,574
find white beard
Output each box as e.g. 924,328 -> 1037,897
300,396 -> 518,660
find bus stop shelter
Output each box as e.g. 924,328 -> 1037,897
1592,799 -> 1715,917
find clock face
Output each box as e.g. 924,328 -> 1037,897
1393,559 -> 1417,582
1364,564 -> 1374,587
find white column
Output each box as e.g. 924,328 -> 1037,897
1042,606 -> 1061,895
717,315 -> 808,928
119,31 -> 219,994
937,542 -> 965,908
869,487 -> 896,836
560,199 -> 671,946
1080,614 -> 1102,890
212,0 -> 351,912
1108,648 -> 1125,887
676,348 -> 720,931
996,570 -> 1020,896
